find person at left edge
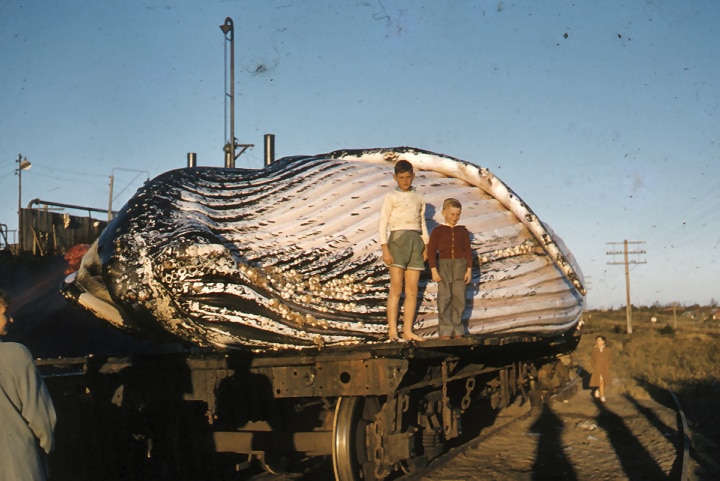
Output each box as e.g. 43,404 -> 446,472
0,289 -> 57,481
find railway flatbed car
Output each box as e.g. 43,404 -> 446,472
38,330 -> 578,481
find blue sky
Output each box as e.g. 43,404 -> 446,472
1,0 -> 718,309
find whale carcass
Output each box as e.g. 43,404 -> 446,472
63,147 -> 585,350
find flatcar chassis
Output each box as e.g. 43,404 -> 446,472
38,333 -> 578,481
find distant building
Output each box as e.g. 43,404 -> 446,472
17,201 -> 108,255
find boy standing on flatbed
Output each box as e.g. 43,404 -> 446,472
427,198 -> 473,339
378,159 -> 429,342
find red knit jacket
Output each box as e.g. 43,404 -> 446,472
427,224 -> 473,269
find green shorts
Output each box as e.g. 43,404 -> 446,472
388,230 -> 425,271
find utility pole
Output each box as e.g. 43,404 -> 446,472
107,168 -> 150,221
16,154 -> 32,253
606,240 -> 647,334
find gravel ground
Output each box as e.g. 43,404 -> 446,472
415,314 -> 719,481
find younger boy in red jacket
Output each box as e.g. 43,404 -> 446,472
427,198 -> 473,339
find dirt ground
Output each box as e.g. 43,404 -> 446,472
419,312 -> 720,481
581,313 -> 720,480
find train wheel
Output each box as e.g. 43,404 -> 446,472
332,396 -> 382,481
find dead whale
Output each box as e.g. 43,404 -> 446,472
62,147 -> 585,350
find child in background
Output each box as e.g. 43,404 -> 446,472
378,159 -> 429,342
590,335 -> 612,402
427,198 -> 473,339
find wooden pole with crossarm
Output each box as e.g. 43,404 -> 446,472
606,240 -> 647,334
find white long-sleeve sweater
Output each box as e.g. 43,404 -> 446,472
378,187 -> 429,245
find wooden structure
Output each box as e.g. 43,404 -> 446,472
18,200 -> 109,254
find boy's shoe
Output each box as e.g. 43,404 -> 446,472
600,397 -> 607,403
593,390 -> 600,399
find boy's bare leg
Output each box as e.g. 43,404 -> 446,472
401,269 -> 424,341
387,266 -> 404,340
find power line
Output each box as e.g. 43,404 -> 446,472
606,240 -> 647,334
30,162 -> 108,179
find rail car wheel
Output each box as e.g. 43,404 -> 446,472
332,396 -> 382,481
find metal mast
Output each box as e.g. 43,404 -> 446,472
220,17 -> 252,168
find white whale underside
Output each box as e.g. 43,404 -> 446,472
67,147 -> 585,350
